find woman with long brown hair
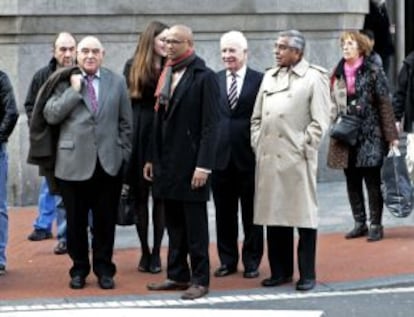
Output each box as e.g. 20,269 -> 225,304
123,21 -> 169,273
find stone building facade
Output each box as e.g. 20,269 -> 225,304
0,0 -> 371,205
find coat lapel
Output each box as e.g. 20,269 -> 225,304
235,68 -> 253,110
164,69 -> 192,120
219,71 -> 232,114
96,68 -> 110,116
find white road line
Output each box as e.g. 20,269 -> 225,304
2,286 -> 414,314
0,308 -> 325,317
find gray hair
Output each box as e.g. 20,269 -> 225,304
277,29 -> 306,52
220,30 -> 248,50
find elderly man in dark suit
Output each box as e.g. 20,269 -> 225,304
145,24 -> 220,300
42,36 -> 132,290
213,30 -> 264,279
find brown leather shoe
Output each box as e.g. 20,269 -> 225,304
147,279 -> 190,291
181,284 -> 209,300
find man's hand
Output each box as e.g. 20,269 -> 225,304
143,162 -> 153,181
191,169 -> 208,189
70,74 -> 83,92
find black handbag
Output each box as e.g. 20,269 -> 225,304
329,113 -> 362,146
116,188 -> 138,226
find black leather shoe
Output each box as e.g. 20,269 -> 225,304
69,276 -> 85,289
214,265 -> 237,277
98,276 -> 115,289
28,229 -> 53,241
149,253 -> 162,274
367,224 -> 384,242
345,222 -> 368,239
138,253 -> 150,272
261,276 -> 292,287
243,269 -> 260,278
296,279 -> 316,291
54,241 -> 67,255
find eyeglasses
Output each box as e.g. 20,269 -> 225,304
164,39 -> 187,45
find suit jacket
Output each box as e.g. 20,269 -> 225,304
151,56 -> 220,202
43,67 -> 132,181
215,67 -> 263,171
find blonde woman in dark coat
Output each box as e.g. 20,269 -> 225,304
327,31 -> 399,242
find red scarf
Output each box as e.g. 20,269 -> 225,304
154,48 -> 195,111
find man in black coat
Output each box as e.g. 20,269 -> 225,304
393,51 -> 414,179
24,32 -> 76,256
393,51 -> 414,133
212,31 -> 264,279
145,24 -> 219,300
363,0 -> 394,74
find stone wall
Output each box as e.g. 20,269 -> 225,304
0,0 -> 368,205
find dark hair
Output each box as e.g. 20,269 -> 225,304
129,21 -> 169,99
360,29 -> 375,41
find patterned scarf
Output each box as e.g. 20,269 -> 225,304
154,48 -> 196,111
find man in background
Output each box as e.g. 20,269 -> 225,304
25,32 -> 76,255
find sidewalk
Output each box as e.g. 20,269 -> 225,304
1,181 -> 414,306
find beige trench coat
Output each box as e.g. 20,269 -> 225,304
251,59 -> 332,229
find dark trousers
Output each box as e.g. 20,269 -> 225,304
344,166 -> 383,225
212,163 -> 263,271
267,226 -> 317,280
58,162 -> 122,278
164,199 -> 210,287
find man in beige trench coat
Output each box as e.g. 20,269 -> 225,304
251,30 -> 331,291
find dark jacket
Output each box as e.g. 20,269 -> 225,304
151,56 -> 220,202
24,58 -> 58,123
215,67 -> 263,171
27,66 -> 81,193
122,58 -> 159,186
363,1 -> 394,59
393,51 -> 414,132
0,71 -> 18,143
327,58 -> 398,169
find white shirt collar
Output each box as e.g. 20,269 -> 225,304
226,64 -> 247,80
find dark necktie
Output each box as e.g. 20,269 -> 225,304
228,73 -> 238,109
86,75 -> 98,112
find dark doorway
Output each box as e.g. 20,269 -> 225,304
406,0 -> 414,55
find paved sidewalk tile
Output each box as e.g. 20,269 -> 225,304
2,204 -> 414,304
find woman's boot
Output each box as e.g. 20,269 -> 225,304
345,221 -> 368,239
367,224 -> 383,242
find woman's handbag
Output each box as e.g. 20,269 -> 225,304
381,147 -> 414,218
329,113 -> 362,146
116,186 -> 138,226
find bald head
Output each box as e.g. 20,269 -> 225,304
77,36 -> 104,53
169,25 -> 194,45
77,36 -> 105,75
165,24 -> 195,60
53,32 -> 76,67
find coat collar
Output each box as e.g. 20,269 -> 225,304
271,58 -> 310,78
